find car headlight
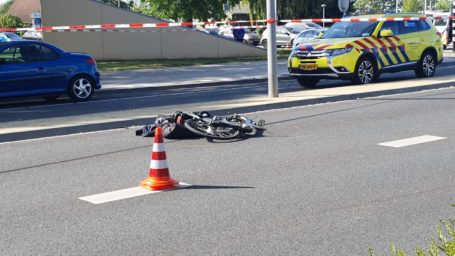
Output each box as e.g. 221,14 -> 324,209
325,48 -> 353,56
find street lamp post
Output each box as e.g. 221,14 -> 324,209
424,0 -> 427,15
266,0 -> 279,98
321,4 -> 327,28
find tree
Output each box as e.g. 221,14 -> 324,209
138,0 -> 345,21
138,0 -> 240,21
246,0 -> 343,20
433,0 -> 451,11
98,0 -> 135,10
0,0 -> 14,15
401,0 -> 423,12
353,0 -> 395,14
0,14 -> 23,28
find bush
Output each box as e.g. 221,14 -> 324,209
370,204 -> 455,256
0,14 -> 23,28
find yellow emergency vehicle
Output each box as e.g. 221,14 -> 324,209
288,13 -> 444,87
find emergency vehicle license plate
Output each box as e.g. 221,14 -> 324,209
300,64 -> 318,71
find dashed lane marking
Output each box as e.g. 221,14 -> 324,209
378,135 -> 446,148
78,182 -> 192,204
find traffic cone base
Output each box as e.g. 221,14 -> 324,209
140,127 -> 179,191
141,177 -> 179,191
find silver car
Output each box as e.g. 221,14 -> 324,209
219,28 -> 260,46
260,26 -> 300,48
292,28 -> 328,48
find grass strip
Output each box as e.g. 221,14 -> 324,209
98,50 -> 292,72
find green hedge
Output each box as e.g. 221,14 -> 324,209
370,204 -> 455,256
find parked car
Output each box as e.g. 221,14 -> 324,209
0,41 -> 101,101
218,28 -> 260,45
285,22 -> 323,31
260,26 -> 299,48
427,12 -> 450,49
292,28 -> 328,48
288,13 -> 443,88
0,32 -> 23,42
22,30 -> 43,40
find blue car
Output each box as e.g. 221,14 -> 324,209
0,41 -> 101,102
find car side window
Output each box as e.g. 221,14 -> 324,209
401,20 -> 420,34
419,20 -> 431,31
39,45 -> 60,60
0,46 -> 24,63
17,44 -> 43,62
380,21 -> 400,35
12,44 -> 60,62
277,29 -> 288,35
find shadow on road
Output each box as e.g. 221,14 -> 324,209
181,185 -> 254,190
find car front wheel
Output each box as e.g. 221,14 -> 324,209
415,51 -> 436,78
68,75 -> 95,102
262,40 -> 267,48
352,57 -> 377,85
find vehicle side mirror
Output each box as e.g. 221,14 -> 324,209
380,29 -> 394,37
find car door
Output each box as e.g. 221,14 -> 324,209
396,20 -> 422,62
32,43 -> 67,91
376,21 -> 410,67
0,44 -> 41,96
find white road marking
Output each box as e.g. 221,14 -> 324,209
78,182 -> 191,204
378,135 -> 446,148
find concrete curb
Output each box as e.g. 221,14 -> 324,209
1,79 -> 454,143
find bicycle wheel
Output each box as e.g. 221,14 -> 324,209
184,119 -> 241,140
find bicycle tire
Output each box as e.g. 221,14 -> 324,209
184,119 -> 241,140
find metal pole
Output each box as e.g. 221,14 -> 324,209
396,0 -> 399,12
452,0 -> 455,51
266,0 -> 279,98
424,0 -> 427,15
323,7 -> 325,27
321,4 -> 326,28
118,0 -> 120,8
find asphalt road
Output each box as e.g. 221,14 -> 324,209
1,60 -> 455,143
1,88 -> 454,255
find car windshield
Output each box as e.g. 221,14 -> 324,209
321,21 -> 378,38
285,27 -> 302,34
5,33 -> 20,39
434,18 -> 447,26
306,22 -> 322,29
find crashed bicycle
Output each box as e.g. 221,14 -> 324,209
137,111 -> 265,140
180,111 -> 265,140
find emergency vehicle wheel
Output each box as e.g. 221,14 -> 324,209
415,51 -> 436,78
352,56 -> 377,85
297,77 -> 319,88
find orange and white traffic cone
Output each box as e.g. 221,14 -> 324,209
141,127 -> 179,191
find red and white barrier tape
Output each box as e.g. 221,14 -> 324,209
2,16 -> 454,33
